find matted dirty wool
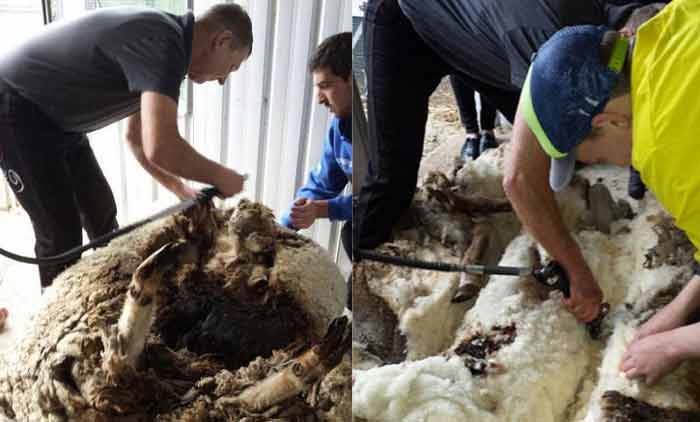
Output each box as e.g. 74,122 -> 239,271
352,143 -> 700,422
0,200 -> 350,422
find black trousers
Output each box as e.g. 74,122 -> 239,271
0,82 -> 118,287
450,75 -> 497,134
355,0 -> 521,249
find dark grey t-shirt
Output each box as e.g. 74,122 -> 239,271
0,6 -> 193,133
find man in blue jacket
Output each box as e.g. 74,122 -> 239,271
280,32 -> 352,306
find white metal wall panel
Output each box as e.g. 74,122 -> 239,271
191,0 -> 227,171
0,1 -> 42,210
262,0 -> 312,213
0,175 -> 17,210
192,84 -> 225,170
89,126 -> 130,220
90,113 -> 194,225
226,0 -> 275,202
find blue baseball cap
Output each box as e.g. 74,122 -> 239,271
521,25 -> 629,191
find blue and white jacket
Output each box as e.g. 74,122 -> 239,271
281,116 -> 351,229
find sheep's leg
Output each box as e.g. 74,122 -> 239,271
423,173 -> 511,215
452,225 -> 490,303
116,241 -> 185,367
238,316 -> 350,412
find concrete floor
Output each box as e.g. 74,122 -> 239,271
0,209 -> 43,354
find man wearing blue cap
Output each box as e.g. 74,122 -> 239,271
356,0 -> 666,251
506,1 -> 700,384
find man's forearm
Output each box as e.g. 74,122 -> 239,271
145,134 -> 228,187
127,139 -> 186,194
139,91 -> 235,189
504,108 -> 590,275
669,321 -> 700,360
125,110 -> 195,198
505,168 -> 589,272
670,275 -> 700,322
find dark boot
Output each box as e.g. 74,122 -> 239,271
628,166 -> 646,200
460,136 -> 480,160
479,132 -> 498,155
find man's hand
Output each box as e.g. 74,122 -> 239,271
171,182 -> 198,200
621,328 -> 685,385
213,168 -> 247,198
563,266 -> 603,322
290,198 -> 320,229
632,275 -> 700,342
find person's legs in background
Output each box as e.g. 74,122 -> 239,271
470,81 -> 520,135
628,166 -> 647,200
478,95 -> 499,154
449,75 -> 480,160
449,75 -> 520,159
356,0 -> 450,249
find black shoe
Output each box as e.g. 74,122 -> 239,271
628,166 -> 646,200
460,136 -> 480,160
479,132 -> 498,155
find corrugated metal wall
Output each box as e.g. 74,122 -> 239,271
0,0 -> 352,267
352,15 -> 365,95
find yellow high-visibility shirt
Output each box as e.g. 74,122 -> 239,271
632,0 -> 700,261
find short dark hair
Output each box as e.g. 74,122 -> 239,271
308,32 -> 351,79
623,3 -> 665,34
199,3 -> 253,56
589,30 -> 635,138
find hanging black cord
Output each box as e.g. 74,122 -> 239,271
355,248 -> 529,276
0,187 -> 219,265
356,248 -> 612,339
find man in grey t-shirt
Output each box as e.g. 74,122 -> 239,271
0,3 -> 252,287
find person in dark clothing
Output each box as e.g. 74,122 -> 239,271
0,4 -> 252,287
450,75 -> 499,161
628,166 -> 647,199
355,0 -> 667,250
